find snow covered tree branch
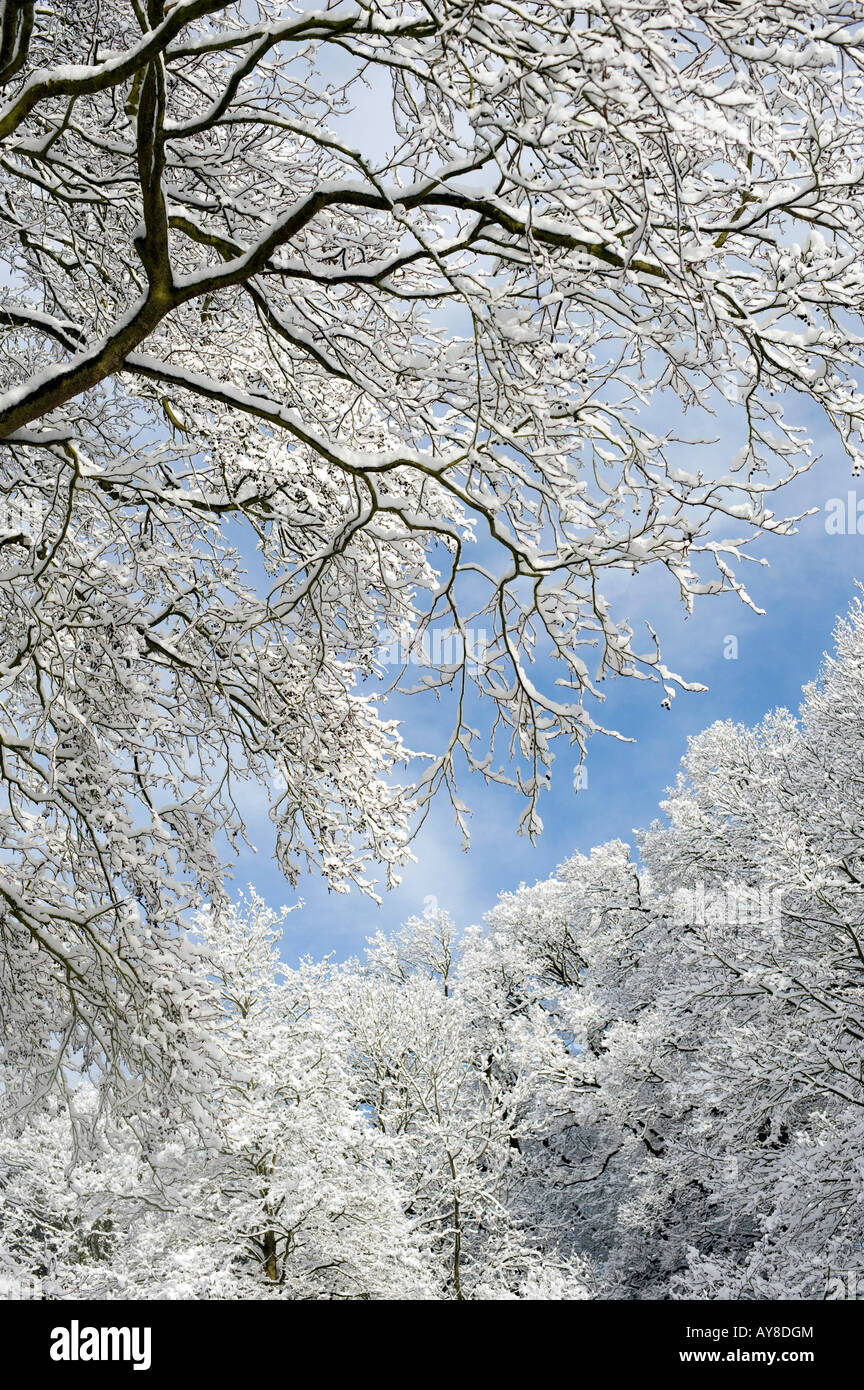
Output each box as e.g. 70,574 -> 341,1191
2,1 -> 864,1086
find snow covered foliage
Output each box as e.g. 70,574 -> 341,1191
4,599 -> 864,1299
0,892 -> 434,1300
467,595 -> 864,1299
3,0 -> 864,1301
4,1 -> 864,1094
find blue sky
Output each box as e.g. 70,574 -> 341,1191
199,30 -> 864,963
225,397 -> 864,966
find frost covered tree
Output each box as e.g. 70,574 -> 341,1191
334,906 -> 596,1298
634,597 -> 864,1299
465,592 -> 864,1299
0,889 -> 431,1299
4,1 -> 864,1085
176,890 -> 429,1298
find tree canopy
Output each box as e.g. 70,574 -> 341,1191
2,2 -> 864,1166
